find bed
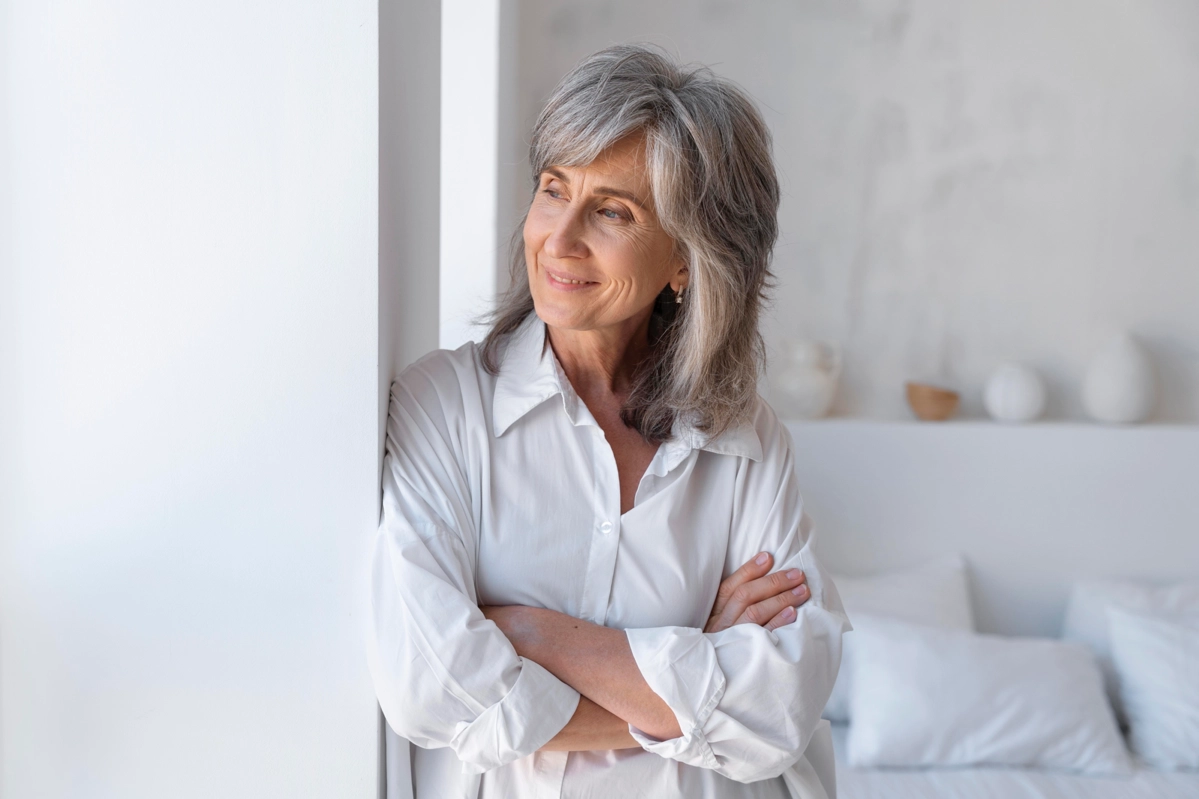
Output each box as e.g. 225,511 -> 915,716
831,724 -> 1199,799
785,420 -> 1199,798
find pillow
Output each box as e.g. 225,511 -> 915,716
824,554 -> 973,722
846,614 -> 1132,775
1107,607 -> 1199,770
1062,578 -> 1199,721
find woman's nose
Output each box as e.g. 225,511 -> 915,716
543,207 -> 587,259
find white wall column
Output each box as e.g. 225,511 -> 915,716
439,0 -> 502,350
0,1 -> 380,795
379,0 -> 443,795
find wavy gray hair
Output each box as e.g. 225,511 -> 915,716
482,43 -> 780,443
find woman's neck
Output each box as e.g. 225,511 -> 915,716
545,312 -> 653,400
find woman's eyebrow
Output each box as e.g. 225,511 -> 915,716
543,166 -> 650,211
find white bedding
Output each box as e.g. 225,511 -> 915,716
830,724 -> 1199,799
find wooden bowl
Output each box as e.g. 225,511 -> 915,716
905,381 -> 960,421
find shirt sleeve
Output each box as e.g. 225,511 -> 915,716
624,403 -> 851,784
366,363 -> 581,774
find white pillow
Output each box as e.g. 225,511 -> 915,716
1062,578 -> 1199,721
846,614 -> 1132,775
1107,607 -> 1199,770
824,554 -> 973,722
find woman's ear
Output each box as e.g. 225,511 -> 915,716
670,264 -> 690,294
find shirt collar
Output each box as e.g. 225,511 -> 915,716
491,314 -> 762,463
492,314 -> 580,437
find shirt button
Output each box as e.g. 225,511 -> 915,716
599,520 -> 613,534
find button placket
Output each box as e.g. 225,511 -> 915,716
594,443 -> 624,624
573,414 -> 623,624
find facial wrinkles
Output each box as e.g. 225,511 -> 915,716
600,174 -> 666,255
528,137 -> 683,334
552,148 -> 653,219
540,183 -> 659,276
589,230 -> 665,316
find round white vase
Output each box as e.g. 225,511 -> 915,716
1081,333 -> 1156,424
984,363 -> 1046,423
773,340 -> 841,419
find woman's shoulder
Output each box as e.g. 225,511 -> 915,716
388,340 -> 492,426
697,393 -> 794,470
744,393 -> 797,466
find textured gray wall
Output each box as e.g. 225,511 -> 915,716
513,0 -> 1199,421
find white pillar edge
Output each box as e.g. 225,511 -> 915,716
440,0 -> 501,351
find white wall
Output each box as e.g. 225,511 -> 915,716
514,0 -> 1199,422
439,0 -> 503,350
381,0 -> 441,381
495,0 -> 525,299
379,0 -> 443,796
788,420 -> 1199,637
1,1 -> 380,796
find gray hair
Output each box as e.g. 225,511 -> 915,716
482,43 -> 780,443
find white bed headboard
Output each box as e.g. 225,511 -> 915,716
786,420 -> 1199,637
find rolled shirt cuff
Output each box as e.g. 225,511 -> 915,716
625,626 -> 725,770
450,656 -> 581,774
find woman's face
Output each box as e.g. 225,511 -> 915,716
524,133 -> 687,337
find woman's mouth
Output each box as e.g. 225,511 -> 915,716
545,267 -> 598,290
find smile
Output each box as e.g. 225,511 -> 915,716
544,267 -> 598,290
549,273 -> 590,285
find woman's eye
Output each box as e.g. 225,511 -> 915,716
542,188 -> 563,199
600,208 -> 624,221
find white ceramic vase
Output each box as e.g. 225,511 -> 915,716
984,363 -> 1046,423
774,340 -> 841,419
1082,333 -> 1156,424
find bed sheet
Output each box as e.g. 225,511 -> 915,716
830,724 -> 1199,799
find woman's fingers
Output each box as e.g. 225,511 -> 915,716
740,577 -> 809,629
709,551 -> 773,622
763,604 -> 798,631
717,568 -> 807,631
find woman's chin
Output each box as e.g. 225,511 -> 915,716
533,301 -> 599,333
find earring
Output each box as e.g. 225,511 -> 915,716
675,286 -> 684,304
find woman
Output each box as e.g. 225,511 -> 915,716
367,44 -> 849,798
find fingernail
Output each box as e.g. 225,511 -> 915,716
792,584 -> 808,597
755,552 -> 770,566
782,606 -> 796,619
786,569 -> 802,581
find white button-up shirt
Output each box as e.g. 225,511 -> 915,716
367,314 -> 850,799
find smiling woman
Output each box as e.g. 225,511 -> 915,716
367,43 -> 850,799
483,43 -> 783,444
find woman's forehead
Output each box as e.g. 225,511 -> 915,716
542,136 -> 652,198
543,130 -> 648,178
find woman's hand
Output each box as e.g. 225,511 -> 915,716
705,552 -> 809,634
